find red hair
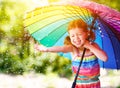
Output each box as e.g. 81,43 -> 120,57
67,19 -> 95,41
68,19 -> 88,32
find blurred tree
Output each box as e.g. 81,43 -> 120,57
0,0 -> 31,58
0,29 -> 5,42
0,0 -> 72,77
0,1 -> 10,24
0,0 -> 31,74
92,0 -> 120,11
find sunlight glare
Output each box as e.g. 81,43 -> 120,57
31,0 -> 49,7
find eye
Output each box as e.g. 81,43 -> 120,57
78,34 -> 82,36
70,35 -> 74,37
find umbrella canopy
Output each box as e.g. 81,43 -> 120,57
24,4 -> 120,69
24,5 -> 94,46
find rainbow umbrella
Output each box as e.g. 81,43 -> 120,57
24,4 -> 120,69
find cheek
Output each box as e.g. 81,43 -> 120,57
81,34 -> 88,40
71,40 -> 75,45
70,37 -> 73,42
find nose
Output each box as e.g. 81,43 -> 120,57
74,35 -> 79,40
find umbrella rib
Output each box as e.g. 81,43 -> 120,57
98,19 -> 119,38
26,5 -> 94,35
66,6 -> 86,21
27,14 -> 84,34
103,16 -> 120,27
69,6 -> 91,23
101,17 -> 120,37
105,17 -> 120,24
54,32 -> 67,45
78,8 -> 89,21
101,31 -> 105,68
25,5 -> 91,27
102,23 -> 120,38
75,7 -> 95,28
79,8 -> 92,23
84,8 -> 93,25
106,20 -> 120,29
45,23 -> 68,46
107,35 -> 119,70
100,19 -> 120,69
98,19 -> 119,41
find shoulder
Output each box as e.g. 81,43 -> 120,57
91,42 -> 100,48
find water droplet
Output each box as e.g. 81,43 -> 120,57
99,30 -> 102,33
98,26 -> 101,30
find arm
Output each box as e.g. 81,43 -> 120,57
34,44 -> 73,53
84,41 -> 108,62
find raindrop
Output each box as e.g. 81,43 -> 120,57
98,26 -> 101,30
99,30 -> 102,33
101,34 -> 104,37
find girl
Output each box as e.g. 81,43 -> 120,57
35,19 -> 108,88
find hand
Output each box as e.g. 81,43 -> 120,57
83,40 -> 92,49
34,44 -> 47,52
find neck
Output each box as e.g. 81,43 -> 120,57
78,47 -> 85,51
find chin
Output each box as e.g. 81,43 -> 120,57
72,42 -> 83,48
74,44 -> 82,48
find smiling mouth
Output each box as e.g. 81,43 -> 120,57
74,41 -> 81,45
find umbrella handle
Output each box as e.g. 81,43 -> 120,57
71,48 -> 86,88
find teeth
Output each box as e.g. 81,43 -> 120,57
75,42 -> 81,44
73,40 -> 81,45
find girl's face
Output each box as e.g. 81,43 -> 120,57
69,28 -> 88,48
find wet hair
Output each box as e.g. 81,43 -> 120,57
67,19 -> 95,41
64,36 -> 71,45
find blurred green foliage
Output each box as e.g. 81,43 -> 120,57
92,0 -> 120,11
0,0 -> 72,78
0,0 -> 120,79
